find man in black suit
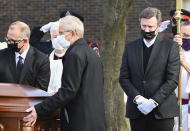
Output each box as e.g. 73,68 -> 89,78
119,7 -> 180,131
23,16 -> 106,131
0,21 -> 50,91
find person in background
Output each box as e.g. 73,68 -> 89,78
171,9 -> 190,131
47,21 -> 69,94
119,7 -> 180,131
0,21 -> 50,91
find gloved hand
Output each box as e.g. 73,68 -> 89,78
134,95 -> 148,105
137,99 -> 158,115
40,22 -> 55,33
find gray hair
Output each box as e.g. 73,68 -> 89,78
10,21 -> 31,40
59,16 -> 84,37
139,7 -> 162,24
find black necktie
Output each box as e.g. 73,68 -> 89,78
16,56 -> 23,82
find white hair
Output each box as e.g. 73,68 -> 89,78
59,16 -> 84,37
10,21 -> 31,40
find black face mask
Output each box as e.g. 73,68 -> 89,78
7,44 -> 22,52
141,29 -> 156,40
172,26 -> 177,36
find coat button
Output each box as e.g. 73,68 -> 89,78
143,80 -> 146,84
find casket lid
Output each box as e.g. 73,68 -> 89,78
0,83 -> 51,97
0,83 -> 51,112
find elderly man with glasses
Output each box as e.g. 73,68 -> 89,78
0,21 -> 50,91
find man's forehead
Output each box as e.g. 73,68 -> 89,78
140,17 -> 158,24
9,24 -> 20,30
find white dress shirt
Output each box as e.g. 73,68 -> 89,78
143,36 -> 157,48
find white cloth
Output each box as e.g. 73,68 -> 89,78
0,42 -> 7,50
47,50 -> 64,94
40,22 -> 55,33
15,44 -> 30,65
158,20 -> 170,32
175,50 -> 190,99
174,50 -> 190,131
174,105 -> 188,131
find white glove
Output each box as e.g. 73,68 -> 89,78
52,35 -> 70,50
40,22 -> 55,33
134,95 -> 148,105
158,20 -> 170,32
137,99 -> 157,115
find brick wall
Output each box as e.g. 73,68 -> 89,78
0,0 -> 103,41
0,0 -> 175,43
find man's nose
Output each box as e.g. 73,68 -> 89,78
144,27 -> 150,32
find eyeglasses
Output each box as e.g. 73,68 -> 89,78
5,37 -> 24,45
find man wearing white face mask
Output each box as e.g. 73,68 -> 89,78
24,15 -> 106,131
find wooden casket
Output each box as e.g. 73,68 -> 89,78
0,83 -> 60,131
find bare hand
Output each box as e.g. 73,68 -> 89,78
23,106 -> 37,126
173,35 -> 182,46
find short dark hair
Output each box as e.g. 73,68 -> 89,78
139,7 -> 162,24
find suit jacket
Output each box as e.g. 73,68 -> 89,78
35,38 -> 106,131
0,46 -> 50,91
119,35 -> 180,119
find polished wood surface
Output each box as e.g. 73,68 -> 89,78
0,83 -> 60,131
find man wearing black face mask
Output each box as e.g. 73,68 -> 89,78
119,7 -> 180,131
173,20 -> 190,131
0,21 -> 50,91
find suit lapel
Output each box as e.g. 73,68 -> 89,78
145,36 -> 163,76
135,38 -> 144,77
8,50 -> 17,81
19,47 -> 34,83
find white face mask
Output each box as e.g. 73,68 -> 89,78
52,35 -> 70,50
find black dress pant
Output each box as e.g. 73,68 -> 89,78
130,112 -> 174,131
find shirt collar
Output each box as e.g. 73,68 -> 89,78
143,35 -> 157,48
54,51 -> 66,57
15,44 -> 30,60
